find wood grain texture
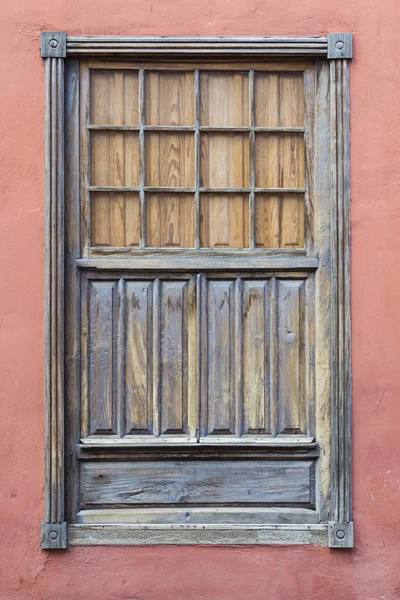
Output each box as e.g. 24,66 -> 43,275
255,133 -> 304,188
80,460 -> 315,506
200,133 -> 250,188
90,70 -> 139,125
91,192 -> 140,247
254,72 -> 304,128
277,279 -> 306,434
255,194 -> 304,249
146,132 -> 195,187
145,71 -> 195,125
242,279 -> 270,434
200,193 -> 249,248
146,193 -> 194,247
125,281 -> 153,434
200,72 -> 249,127
88,281 -> 117,435
90,131 -> 140,186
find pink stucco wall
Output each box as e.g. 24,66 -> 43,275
1,0 -> 400,598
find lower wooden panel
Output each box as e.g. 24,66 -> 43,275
80,460 -> 315,508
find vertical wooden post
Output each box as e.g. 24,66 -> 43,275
328,33 -> 353,548
41,32 -> 68,550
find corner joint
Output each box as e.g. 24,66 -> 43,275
41,32 -> 67,58
328,521 -> 354,548
327,33 -> 353,59
41,522 -> 68,550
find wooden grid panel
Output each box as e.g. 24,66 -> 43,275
88,67 -> 307,250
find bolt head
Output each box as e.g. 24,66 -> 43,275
336,529 -> 345,540
49,39 -> 59,49
335,40 -> 345,50
49,530 -> 58,540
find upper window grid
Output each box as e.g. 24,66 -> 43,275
87,67 -> 307,250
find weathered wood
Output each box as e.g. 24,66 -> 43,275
45,37 -> 354,547
42,54 -> 67,549
77,506 -> 320,525
329,58 -> 353,547
41,32 -> 66,58
327,33 -> 353,60
69,523 -> 328,545
80,460 -> 315,506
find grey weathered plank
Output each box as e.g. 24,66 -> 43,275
80,460 -> 315,506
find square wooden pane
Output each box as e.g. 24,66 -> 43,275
90,131 -> 140,186
254,73 -> 304,128
200,133 -> 250,188
91,192 -> 140,247
200,72 -> 249,127
255,133 -> 304,188
146,132 -> 195,187
145,71 -> 195,126
255,194 -> 304,248
146,193 -> 195,247
90,70 -> 139,125
200,193 -> 249,248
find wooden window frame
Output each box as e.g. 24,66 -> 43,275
40,32 -> 353,549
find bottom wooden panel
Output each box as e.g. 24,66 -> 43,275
80,460 -> 315,508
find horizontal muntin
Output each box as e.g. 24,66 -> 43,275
89,186 -> 306,194
88,125 -> 306,133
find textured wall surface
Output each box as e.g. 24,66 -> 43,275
1,1 -> 400,598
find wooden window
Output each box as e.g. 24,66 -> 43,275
42,34 -> 353,548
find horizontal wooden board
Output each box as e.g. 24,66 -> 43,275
80,460 -> 315,507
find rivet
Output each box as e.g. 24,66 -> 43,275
286,332 -> 296,343
335,40 -> 344,50
49,39 -> 59,49
49,530 -> 58,540
336,529 -> 345,540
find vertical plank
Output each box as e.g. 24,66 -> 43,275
269,277 -> 278,436
139,69 -> 146,248
279,74 -> 305,127
200,133 -> 250,188
200,72 -> 249,127
277,279 -> 305,434
254,72 -> 279,127
160,281 -> 189,435
88,281 -> 117,435
146,132 -> 195,187
200,193 -> 249,248
146,193 -> 195,247
90,70 -> 139,125
255,134 -> 304,189
280,194 -> 305,248
145,71 -> 195,126
125,281 -> 153,435
152,278 -> 161,436
90,132 -> 140,186
203,279 -> 235,436
242,279 -> 270,435
255,194 -> 280,248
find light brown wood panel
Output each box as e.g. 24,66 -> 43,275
255,194 -> 304,248
91,192 -> 140,247
200,72 -> 249,127
146,132 -> 195,187
125,281 -> 153,435
254,72 -> 304,127
88,281 -> 117,435
255,133 -> 304,188
200,133 -> 250,188
146,193 -> 195,247
242,280 -> 270,434
90,70 -> 139,125
90,131 -> 140,186
203,279 -> 235,436
81,460 -> 315,507
277,279 -> 306,434
200,193 -> 249,248
160,281 -> 189,434
145,71 -> 195,126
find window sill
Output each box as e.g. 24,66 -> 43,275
68,523 -> 328,546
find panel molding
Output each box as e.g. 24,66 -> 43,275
42,32 -> 353,549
